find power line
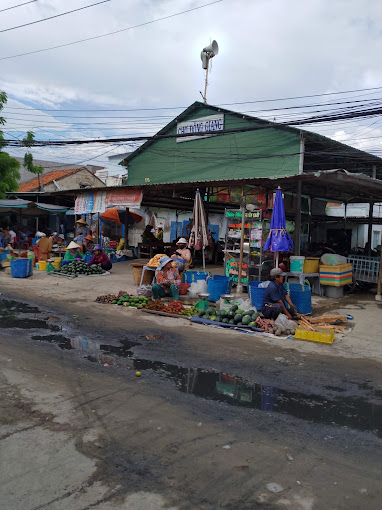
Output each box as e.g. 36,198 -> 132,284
0,0 -> 36,13
0,0 -> 111,34
4,86 -> 382,112
3,105 -> 382,147
5,97 -> 382,119
0,0 -> 224,60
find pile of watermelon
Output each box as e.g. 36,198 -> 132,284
197,305 -> 259,327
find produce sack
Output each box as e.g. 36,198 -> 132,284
274,313 -> 297,334
320,253 -> 347,266
137,284 -> 152,297
188,280 -> 207,298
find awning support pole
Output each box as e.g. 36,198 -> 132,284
367,202 -> 374,256
124,207 -> 129,250
376,247 -> 382,301
294,181 -> 302,256
236,187 -> 245,294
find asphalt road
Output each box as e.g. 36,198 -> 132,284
0,293 -> 381,510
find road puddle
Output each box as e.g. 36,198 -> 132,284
1,298 -> 381,437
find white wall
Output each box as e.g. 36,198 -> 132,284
127,207 -> 226,247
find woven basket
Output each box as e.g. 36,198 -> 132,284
131,263 -> 155,285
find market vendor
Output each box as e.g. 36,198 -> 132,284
74,218 -> 90,244
261,268 -> 299,320
83,234 -> 95,253
63,241 -> 85,265
152,256 -> 180,300
36,232 -> 52,261
88,245 -> 112,271
142,225 -> 156,243
171,237 -> 191,271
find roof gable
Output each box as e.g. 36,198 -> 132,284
18,167 -> 102,192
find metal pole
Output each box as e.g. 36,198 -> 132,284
203,55 -> 210,104
124,207 -> 129,250
294,181 -> 302,256
376,247 -> 382,301
367,202 -> 373,256
236,190 -> 246,294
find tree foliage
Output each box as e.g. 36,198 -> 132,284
22,131 -> 44,175
0,92 -> 20,198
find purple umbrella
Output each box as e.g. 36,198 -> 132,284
264,186 -> 294,267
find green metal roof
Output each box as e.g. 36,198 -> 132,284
124,102 -> 302,186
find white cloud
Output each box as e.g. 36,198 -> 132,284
1,0 -> 382,166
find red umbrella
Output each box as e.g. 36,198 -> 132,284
100,207 -> 143,224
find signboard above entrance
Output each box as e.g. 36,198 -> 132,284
75,189 -> 142,214
176,114 -> 224,142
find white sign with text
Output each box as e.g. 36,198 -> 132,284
176,114 -> 224,143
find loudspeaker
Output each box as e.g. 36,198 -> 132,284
203,40 -> 219,56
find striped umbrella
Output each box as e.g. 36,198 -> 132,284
188,189 -> 209,270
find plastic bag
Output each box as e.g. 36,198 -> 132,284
188,280 -> 207,298
258,280 -> 271,288
274,313 -> 297,333
137,285 -> 152,297
238,298 -> 253,311
321,253 -> 347,266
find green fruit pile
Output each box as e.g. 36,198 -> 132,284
198,305 -> 259,327
113,295 -> 150,307
179,306 -> 197,317
53,261 -> 105,276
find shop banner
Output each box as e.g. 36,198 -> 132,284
75,189 -> 142,214
210,187 -> 274,209
176,114 -> 224,143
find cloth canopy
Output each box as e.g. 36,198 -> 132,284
0,199 -> 68,215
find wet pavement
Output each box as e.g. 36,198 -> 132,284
1,297 -> 381,438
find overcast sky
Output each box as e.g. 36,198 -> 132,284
1,0 -> 382,173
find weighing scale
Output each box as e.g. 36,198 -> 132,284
195,292 -> 210,311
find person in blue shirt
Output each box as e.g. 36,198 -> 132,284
261,267 -> 298,320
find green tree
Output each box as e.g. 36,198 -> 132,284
22,131 -> 44,175
0,91 -> 20,198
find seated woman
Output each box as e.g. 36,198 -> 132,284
88,245 -> 112,271
63,241 -> 85,265
261,268 -> 299,320
171,237 -> 191,272
83,235 -> 95,253
152,256 -> 180,300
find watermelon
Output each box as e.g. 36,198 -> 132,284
234,314 -> 243,323
242,315 -> 251,325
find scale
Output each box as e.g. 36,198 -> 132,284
220,294 -> 234,310
195,292 -> 210,311
46,258 -> 55,273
